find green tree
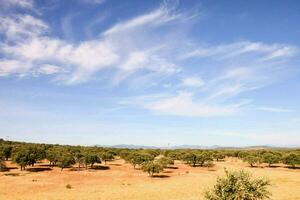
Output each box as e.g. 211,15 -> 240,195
100,151 -> 114,165
205,169 -> 271,200
183,152 -> 198,167
262,152 -> 281,167
283,153 -> 300,168
12,150 -> 29,171
197,152 -> 213,167
213,152 -> 226,162
243,155 -> 259,167
73,151 -> 84,171
57,154 -> 75,171
183,152 -> 213,167
158,156 -> 174,168
46,149 -> 59,167
84,152 -> 101,169
1,146 -> 13,161
0,152 -> 6,171
128,153 -> 154,169
141,161 -> 164,177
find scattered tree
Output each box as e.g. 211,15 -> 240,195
262,152 -> 281,167
84,152 -> 101,169
57,154 -> 75,171
100,151 -> 114,165
141,161 -> 164,177
243,155 -> 260,167
283,153 -> 300,168
158,156 -> 174,168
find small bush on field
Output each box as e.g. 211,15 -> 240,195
205,169 -> 271,200
66,184 -> 72,189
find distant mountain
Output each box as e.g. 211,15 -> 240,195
109,144 -> 160,149
102,144 -> 299,150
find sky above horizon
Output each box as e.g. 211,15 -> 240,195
0,0 -> 300,147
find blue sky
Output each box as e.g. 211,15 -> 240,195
0,0 -> 299,146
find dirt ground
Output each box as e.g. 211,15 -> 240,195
1,158 -> 300,200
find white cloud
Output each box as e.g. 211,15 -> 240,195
0,15 -> 48,41
82,0 -> 106,4
103,4 -> 183,36
257,107 -> 295,113
0,59 -> 32,76
181,77 -> 205,87
144,92 -> 246,117
38,64 -> 61,75
181,41 -> 297,61
0,0 -> 33,9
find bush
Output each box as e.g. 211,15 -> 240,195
66,184 -> 72,189
205,169 -> 271,200
141,161 -> 163,177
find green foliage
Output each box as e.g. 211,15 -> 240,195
12,150 -> 29,170
46,148 -> 60,167
262,152 -> 281,167
84,152 -> 101,169
243,155 -> 260,167
127,152 -> 154,169
57,153 -> 75,171
205,169 -> 271,200
141,161 -> 164,176
213,152 -> 226,161
0,153 -> 6,171
157,156 -> 174,168
100,151 -> 114,165
283,153 -> 300,168
183,151 -> 213,167
0,145 -> 13,161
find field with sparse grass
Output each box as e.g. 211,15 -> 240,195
1,157 -> 300,200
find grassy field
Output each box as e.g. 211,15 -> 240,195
1,158 -> 300,200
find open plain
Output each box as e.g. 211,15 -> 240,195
1,158 -> 300,200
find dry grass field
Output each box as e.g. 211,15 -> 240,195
1,158 -> 300,200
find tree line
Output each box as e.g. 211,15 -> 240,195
1,139 -> 300,175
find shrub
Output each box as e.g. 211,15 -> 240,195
66,184 -> 72,189
205,169 -> 271,200
141,161 -> 163,177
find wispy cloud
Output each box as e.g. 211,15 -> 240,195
0,0 -> 299,120
257,106 -> 295,113
0,0 -> 33,9
121,91 -> 249,117
181,41 -> 298,61
0,14 -> 48,41
181,77 -> 205,87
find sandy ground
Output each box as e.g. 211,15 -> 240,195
1,158 -> 300,200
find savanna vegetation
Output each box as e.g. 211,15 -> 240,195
1,139 -> 300,199
1,139 -> 300,174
